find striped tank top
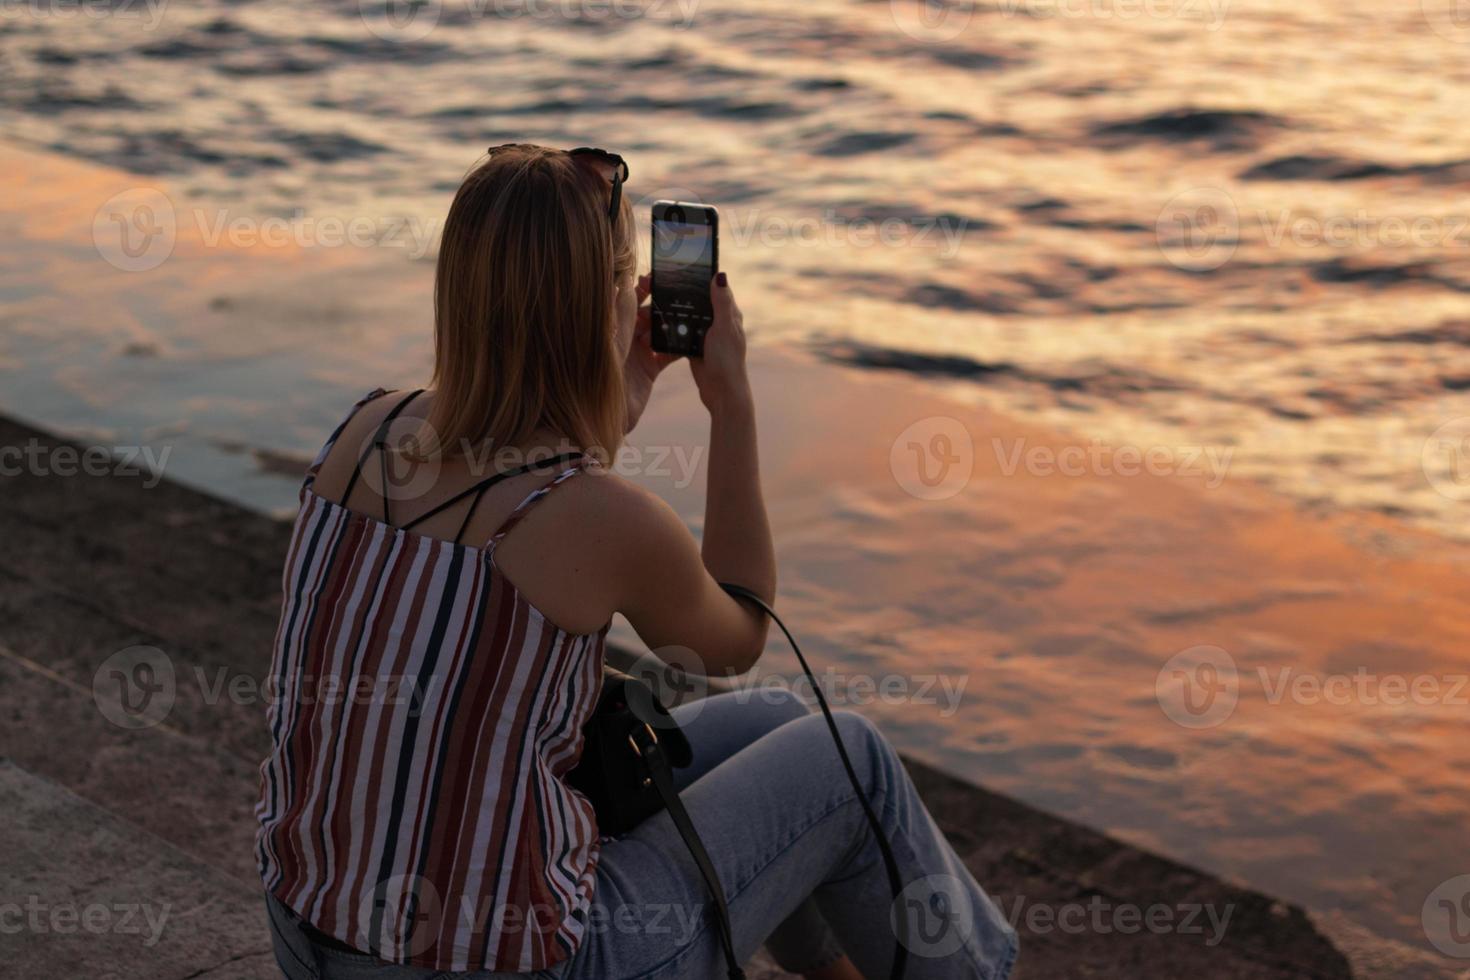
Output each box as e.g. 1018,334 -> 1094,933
255,388 -> 607,972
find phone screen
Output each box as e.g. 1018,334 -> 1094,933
651,203 -> 717,356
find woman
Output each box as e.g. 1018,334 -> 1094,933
255,144 -> 1017,980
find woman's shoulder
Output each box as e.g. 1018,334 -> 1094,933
307,387 -> 407,499
558,461 -> 667,533
564,463 -> 691,567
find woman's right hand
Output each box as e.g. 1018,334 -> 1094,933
689,272 -> 751,414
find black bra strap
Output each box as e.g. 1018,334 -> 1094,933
340,388 -> 425,522
399,451 -> 585,543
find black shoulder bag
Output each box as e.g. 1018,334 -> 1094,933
565,585 -> 908,980
565,666 -> 746,980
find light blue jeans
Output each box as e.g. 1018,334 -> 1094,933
266,689 -> 1018,979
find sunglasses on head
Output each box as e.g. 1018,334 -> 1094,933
486,143 -> 628,221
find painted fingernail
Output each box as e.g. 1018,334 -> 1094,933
716,272 -> 728,287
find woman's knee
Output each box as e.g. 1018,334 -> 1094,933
829,709 -> 891,755
764,684 -> 815,723
801,710 -> 903,792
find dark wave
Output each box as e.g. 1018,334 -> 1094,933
816,341 -> 1189,399
816,341 -> 1015,379
1309,257 -> 1440,287
1092,108 -> 1286,151
428,90 -> 804,124
1241,153 -> 1470,184
81,130 -> 288,175
812,131 -> 919,157
269,130 -> 387,163
5,83 -> 143,113
1352,320 -> 1470,347
906,282 -> 1020,314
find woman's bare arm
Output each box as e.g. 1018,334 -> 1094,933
615,275 -> 773,675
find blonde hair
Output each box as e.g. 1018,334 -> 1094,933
427,145 -> 635,461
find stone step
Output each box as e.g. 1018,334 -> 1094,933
0,758 -> 277,980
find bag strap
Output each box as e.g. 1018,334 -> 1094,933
340,388 -> 425,523
630,725 -> 746,980
486,455 -> 594,552
398,451 -> 584,544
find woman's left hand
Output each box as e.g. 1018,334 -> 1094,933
624,273 -> 678,433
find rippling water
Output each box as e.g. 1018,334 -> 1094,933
9,0 -> 1470,539
5,0 -> 1470,971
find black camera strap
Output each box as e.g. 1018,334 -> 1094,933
617,585 -> 910,980
719,583 -> 909,980
629,723 -> 745,980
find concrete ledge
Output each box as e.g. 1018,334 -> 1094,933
0,413 -> 1360,978
1,759 -> 276,980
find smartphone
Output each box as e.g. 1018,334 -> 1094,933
650,201 -> 719,357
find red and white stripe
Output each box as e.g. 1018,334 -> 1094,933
255,391 -> 606,972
